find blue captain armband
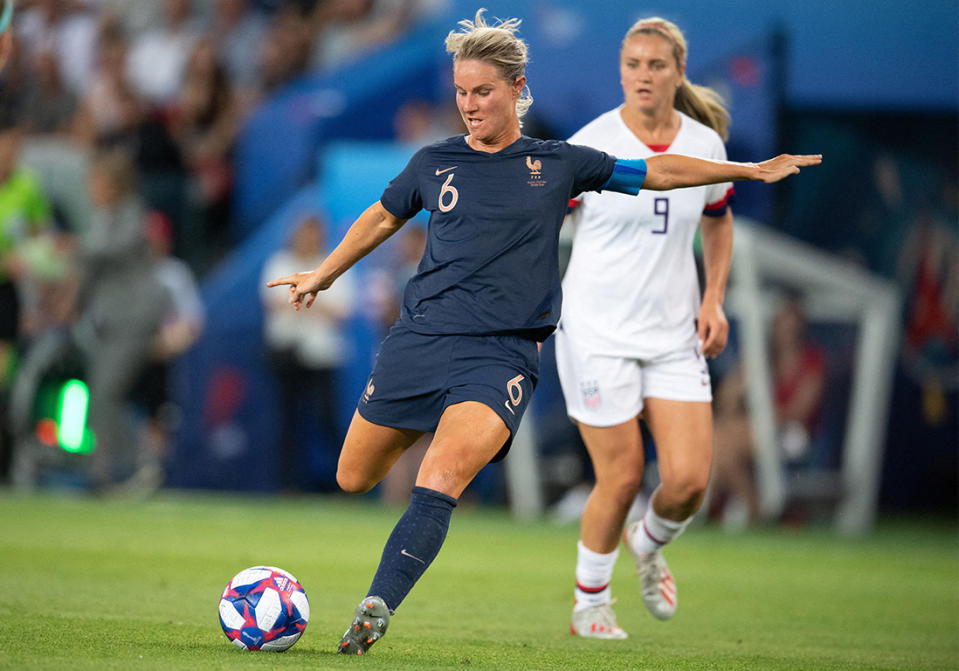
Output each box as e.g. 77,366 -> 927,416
602,158 -> 648,195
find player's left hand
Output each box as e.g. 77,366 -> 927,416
698,297 -> 728,358
266,270 -> 328,311
755,154 -> 822,183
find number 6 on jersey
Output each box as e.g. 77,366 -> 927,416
504,374 -> 524,415
438,173 -> 458,212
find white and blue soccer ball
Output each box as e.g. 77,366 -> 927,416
218,566 -> 310,651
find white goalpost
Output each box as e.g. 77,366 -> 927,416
726,219 -> 902,535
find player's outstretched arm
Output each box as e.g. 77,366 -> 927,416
643,153 -> 822,191
266,201 -> 406,310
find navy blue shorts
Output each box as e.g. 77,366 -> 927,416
357,322 -> 539,462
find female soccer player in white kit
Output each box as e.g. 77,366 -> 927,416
557,17 -> 736,638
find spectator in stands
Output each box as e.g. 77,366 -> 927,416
125,0 -> 203,107
128,211 -> 205,493
16,0 -> 97,97
86,0 -> 160,38
260,214 -> 354,491
0,110 -> 54,481
0,29 -> 28,128
20,48 -> 79,135
209,0 -> 269,102
79,18 -> 194,272
76,18 -> 142,144
257,4 -> 312,96
168,37 -> 241,270
80,148 -> 169,493
896,175 -> 958,426
710,293 -> 827,525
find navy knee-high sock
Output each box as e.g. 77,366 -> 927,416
367,486 -> 457,612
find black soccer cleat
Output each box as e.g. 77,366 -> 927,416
337,596 -> 390,655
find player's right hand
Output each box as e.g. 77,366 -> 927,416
266,270 -> 326,310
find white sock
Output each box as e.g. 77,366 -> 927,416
629,508 -> 691,556
573,540 -> 619,611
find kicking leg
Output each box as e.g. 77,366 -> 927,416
338,401 -> 508,654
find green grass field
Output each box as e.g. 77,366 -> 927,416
0,491 -> 956,671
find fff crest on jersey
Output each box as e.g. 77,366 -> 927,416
526,156 -> 546,187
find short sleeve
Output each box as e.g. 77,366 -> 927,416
703,139 -> 734,217
380,148 -> 425,220
566,143 -> 616,196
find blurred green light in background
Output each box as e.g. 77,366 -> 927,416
57,379 -> 91,453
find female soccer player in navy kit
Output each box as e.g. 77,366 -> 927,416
558,17 -> 742,639
267,9 -> 820,655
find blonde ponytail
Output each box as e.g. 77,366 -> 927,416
675,80 -> 729,142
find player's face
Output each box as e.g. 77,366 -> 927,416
620,33 -> 683,116
453,58 -> 523,145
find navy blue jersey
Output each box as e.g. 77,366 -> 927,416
380,135 -> 616,338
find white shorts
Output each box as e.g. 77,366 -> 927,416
554,328 -> 712,427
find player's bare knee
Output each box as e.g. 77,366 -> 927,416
663,473 -> 709,508
336,467 -> 374,494
597,472 -> 642,507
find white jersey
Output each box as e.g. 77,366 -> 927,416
561,107 -> 732,360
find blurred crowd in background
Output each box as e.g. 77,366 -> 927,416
0,0 -> 442,271
0,0 -> 955,524
0,0 -> 443,491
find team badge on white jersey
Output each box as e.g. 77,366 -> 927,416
580,380 -> 602,409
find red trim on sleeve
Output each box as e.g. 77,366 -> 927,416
568,198 -> 581,210
703,186 -> 735,213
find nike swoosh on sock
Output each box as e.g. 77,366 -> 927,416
400,548 -> 426,564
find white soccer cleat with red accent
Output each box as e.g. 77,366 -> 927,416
569,602 -> 628,639
624,522 -> 677,620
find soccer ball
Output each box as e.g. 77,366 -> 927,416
218,566 -> 310,651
